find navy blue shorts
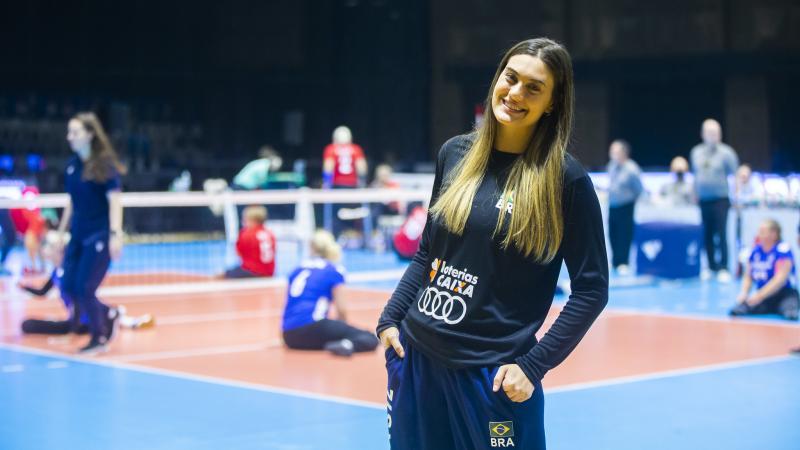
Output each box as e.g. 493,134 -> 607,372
224,266 -> 259,279
385,333 -> 545,450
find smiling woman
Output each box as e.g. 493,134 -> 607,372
377,38 -> 609,450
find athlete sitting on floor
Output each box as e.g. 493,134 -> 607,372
281,229 -> 379,357
18,232 -> 155,334
730,219 -> 798,320
222,205 -> 276,279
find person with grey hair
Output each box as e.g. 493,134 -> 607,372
607,139 -> 643,276
690,119 -> 739,283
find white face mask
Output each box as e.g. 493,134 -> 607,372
73,146 -> 91,160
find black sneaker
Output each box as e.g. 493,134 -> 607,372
324,339 -> 355,357
78,336 -> 109,355
729,303 -> 751,317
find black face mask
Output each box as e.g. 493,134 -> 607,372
676,171 -> 685,181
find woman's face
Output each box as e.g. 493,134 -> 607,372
491,54 -> 555,131
66,119 -> 92,153
757,223 -> 777,247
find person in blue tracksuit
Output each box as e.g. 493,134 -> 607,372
18,267 -> 89,334
377,38 -> 608,449
57,112 -> 126,354
282,229 -> 379,356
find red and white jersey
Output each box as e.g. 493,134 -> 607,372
236,225 -> 276,276
323,143 -> 365,187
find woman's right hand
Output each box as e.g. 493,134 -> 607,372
379,326 -> 405,358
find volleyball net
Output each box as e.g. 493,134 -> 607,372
0,184 -> 434,290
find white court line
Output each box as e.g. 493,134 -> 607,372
149,302 -> 384,326
0,342 -> 386,410
96,269 -> 406,299
603,306 -> 800,328
98,277 -> 287,297
2,364 -> 24,373
2,341 -> 797,412
547,354 -> 796,394
114,340 -> 283,362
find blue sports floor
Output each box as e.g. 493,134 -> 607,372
1,346 -> 798,449
1,243 -> 799,449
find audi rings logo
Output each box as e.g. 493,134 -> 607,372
418,287 -> 467,325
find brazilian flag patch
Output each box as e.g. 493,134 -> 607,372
489,421 -> 514,438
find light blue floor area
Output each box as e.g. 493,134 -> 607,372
2,347 -> 798,450
546,357 -> 800,450
0,348 -> 386,450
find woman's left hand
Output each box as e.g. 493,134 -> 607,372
110,233 -> 123,260
493,364 -> 535,402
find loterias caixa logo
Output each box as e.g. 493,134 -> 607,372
418,258 -> 479,325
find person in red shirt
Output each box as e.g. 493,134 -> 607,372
223,206 -> 276,278
393,205 -> 427,260
322,126 -> 367,189
10,186 -> 47,274
322,126 -> 368,238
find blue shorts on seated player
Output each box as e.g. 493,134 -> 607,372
281,230 -> 378,357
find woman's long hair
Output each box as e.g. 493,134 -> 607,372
73,112 -> 127,182
429,38 -> 574,263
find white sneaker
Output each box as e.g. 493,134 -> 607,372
616,265 -> 631,276
717,270 -> 732,283
700,269 -> 712,281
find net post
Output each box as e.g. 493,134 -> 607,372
295,187 -> 315,260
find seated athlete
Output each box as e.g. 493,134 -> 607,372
223,206 -> 276,279
730,219 -> 798,320
18,232 -> 154,334
281,229 -> 379,356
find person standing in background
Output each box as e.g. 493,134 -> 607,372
690,119 -> 739,283
322,126 -> 368,238
607,139 -> 643,276
58,112 -> 126,354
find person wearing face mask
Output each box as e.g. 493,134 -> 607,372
659,156 -> 696,207
606,139 -> 643,276
57,112 -> 126,354
377,38 -> 608,450
690,119 -> 739,283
